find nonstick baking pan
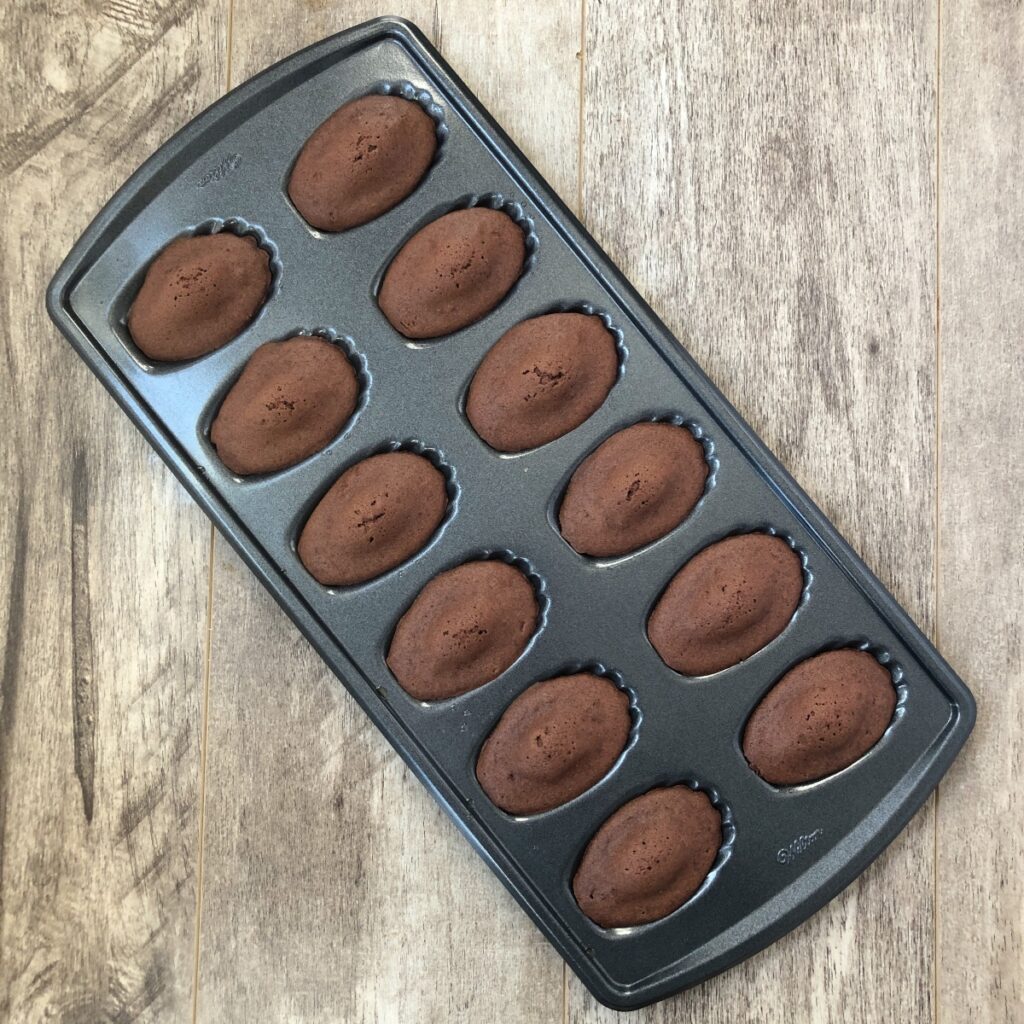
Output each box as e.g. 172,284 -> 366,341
46,16 -> 975,1010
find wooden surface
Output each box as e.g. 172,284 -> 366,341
575,7 -> 939,1023
0,2 -> 1020,1022
937,5 -> 1024,1023
0,2 -> 225,1021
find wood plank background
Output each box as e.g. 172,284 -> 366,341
1,1 -> 1020,1022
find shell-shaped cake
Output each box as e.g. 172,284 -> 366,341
298,451 -> 448,587
387,560 -> 540,700
648,533 -> 803,675
573,786 -> 722,928
211,336 -> 359,475
743,648 -> 897,785
559,422 -> 707,556
288,94 -> 437,231
378,207 -> 525,338
128,232 -> 271,361
466,312 -> 618,453
476,673 -> 631,815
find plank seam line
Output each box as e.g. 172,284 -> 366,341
191,523 -> 217,1024
933,4 -> 942,1024
566,0 -> 586,1014
576,0 -> 586,218
192,7 -> 234,1019
224,0 -> 235,107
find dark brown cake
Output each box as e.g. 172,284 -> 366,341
476,673 -> 631,815
743,649 -> 897,785
128,232 -> 271,362
559,422 -> 708,556
465,312 -> 618,452
648,533 -> 803,676
210,336 -> 359,475
297,451 -> 447,587
387,560 -> 539,701
287,94 -> 437,232
573,786 -> 722,928
378,207 -> 525,339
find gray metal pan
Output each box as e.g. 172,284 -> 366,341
46,16 -> 974,1010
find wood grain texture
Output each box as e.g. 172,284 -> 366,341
937,4 -> 1024,1023
0,1 -> 226,1021
192,3 -> 578,1021
7,0 -> 1022,1020
570,2 -> 938,1021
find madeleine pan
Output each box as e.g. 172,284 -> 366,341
46,17 -> 974,1010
